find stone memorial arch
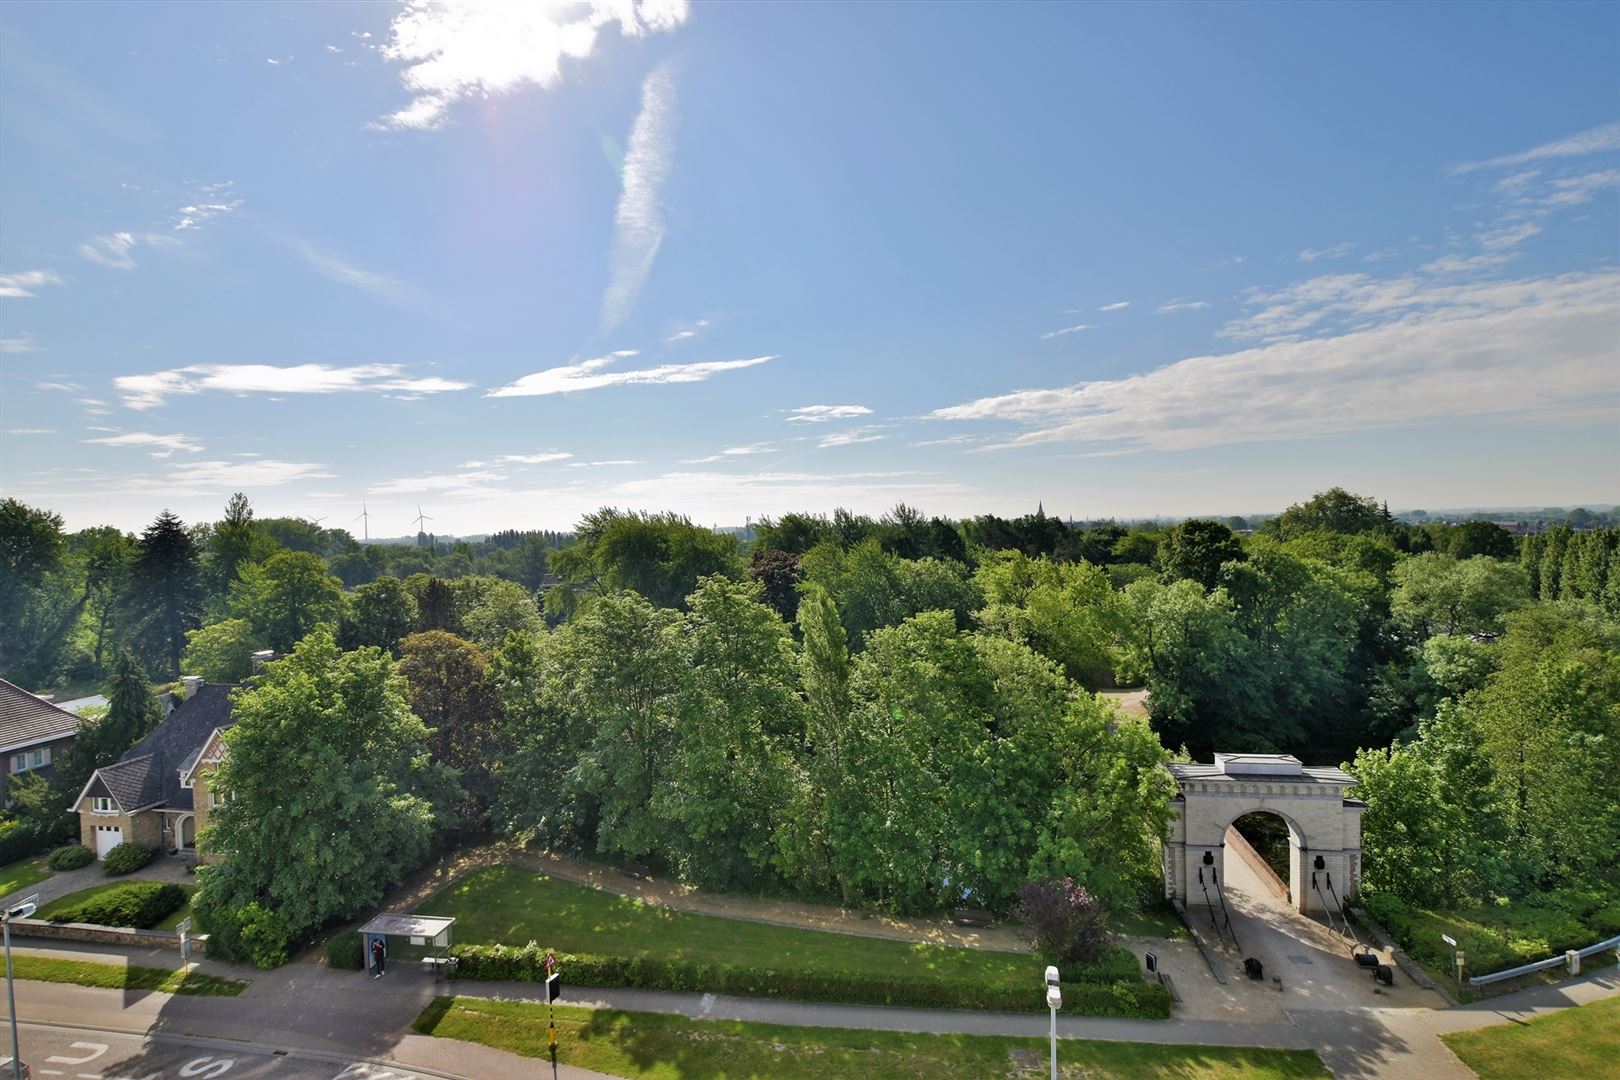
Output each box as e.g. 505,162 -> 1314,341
1163,753 -> 1363,916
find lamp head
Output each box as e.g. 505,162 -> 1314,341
1046,985 -> 1062,1010
1044,965 -> 1060,987
1202,850 -> 1214,866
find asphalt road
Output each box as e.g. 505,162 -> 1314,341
5,1022 -> 455,1080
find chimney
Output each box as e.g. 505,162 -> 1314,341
182,675 -> 204,700
250,650 -> 277,676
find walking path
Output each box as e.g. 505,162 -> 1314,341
3,851 -> 195,908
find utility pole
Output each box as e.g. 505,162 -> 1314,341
3,895 -> 39,1080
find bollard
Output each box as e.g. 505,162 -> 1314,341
1565,950 -> 1581,976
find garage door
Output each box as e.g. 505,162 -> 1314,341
95,824 -> 123,858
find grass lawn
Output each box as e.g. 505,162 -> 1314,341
10,954 -> 244,997
0,858 -> 50,901
37,882 -> 195,930
1113,904 -> 1190,941
418,866 -> 1120,993
1441,996 -> 1620,1080
415,997 -> 1328,1080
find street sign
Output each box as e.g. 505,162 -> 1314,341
1441,934 -> 1457,948
1144,952 -> 1158,974
546,973 -> 561,1003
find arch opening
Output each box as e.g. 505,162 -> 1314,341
1228,810 -> 1299,907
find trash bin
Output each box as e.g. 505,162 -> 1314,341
1244,957 -> 1264,980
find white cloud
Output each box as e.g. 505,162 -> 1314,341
1478,222 -> 1542,252
115,363 -> 473,409
289,241 -> 425,307
665,319 -> 709,343
0,335 -> 41,353
1041,323 -> 1096,340
819,428 -> 885,448
1363,248 -> 1401,263
1098,301 -> 1130,312
0,270 -> 64,298
377,0 -> 689,131
1542,169 -> 1620,208
601,62 -> 678,332
79,233 -> 139,270
567,459 -> 642,468
2,428 -> 53,436
370,469 -> 506,496
1298,243 -> 1356,263
487,351 -> 776,397
1451,121 -> 1620,174
497,451 -> 574,465
680,443 -> 779,464
84,431 -> 204,458
602,468 -> 970,522
929,271 -> 1620,454
785,404 -> 872,423
168,459 -> 332,488
1156,298 -> 1211,314
175,181 -> 242,231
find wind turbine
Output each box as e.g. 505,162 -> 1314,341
309,515 -> 327,526
354,501 -> 371,541
412,505 -> 433,533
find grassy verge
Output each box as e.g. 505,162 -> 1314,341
413,997 -> 1326,1080
1441,996 -> 1620,1080
10,954 -> 245,997
0,858 -> 49,901
37,882 -> 195,930
1113,903 -> 1190,941
423,865 -> 1120,988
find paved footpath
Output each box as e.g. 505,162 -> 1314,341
3,939 -> 1617,1079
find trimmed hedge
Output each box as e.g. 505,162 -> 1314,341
102,843 -> 155,876
49,882 -> 187,929
326,931 -> 365,970
46,844 -> 93,871
0,818 -> 57,866
448,942 -> 1171,1019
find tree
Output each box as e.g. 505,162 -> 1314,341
1158,519 -> 1245,589
194,628 -> 456,943
450,576 -> 542,650
1014,878 -> 1110,965
398,631 -> 502,824
490,628 -> 596,850
0,499 -> 76,682
182,619 -> 260,683
746,548 -> 803,621
549,509 -> 743,614
800,539 -> 981,650
1390,554 -> 1531,640
1445,520 -> 1516,560
754,513 -> 833,555
414,577 -> 461,634
54,651 -> 162,795
657,577 -> 800,890
975,551 -> 1119,688
1271,487 -> 1391,539
567,593 -> 687,861
123,511 -> 204,678
73,526 -> 137,671
338,577 -> 419,654
204,493 -> 276,609
778,584 -> 853,899
230,551 -> 343,653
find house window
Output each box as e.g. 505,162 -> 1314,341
92,797 -> 116,814
9,748 -> 52,773
209,789 -> 232,808
8,754 -> 23,773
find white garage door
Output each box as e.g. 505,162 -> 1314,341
95,824 -> 123,858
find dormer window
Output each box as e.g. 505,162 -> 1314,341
92,797 -> 116,814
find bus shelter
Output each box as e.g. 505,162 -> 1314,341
356,913 -> 456,978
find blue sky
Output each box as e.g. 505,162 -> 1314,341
1,1 -> 1616,535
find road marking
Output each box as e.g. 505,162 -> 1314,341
179,1058 -> 235,1078
48,1043 -> 109,1065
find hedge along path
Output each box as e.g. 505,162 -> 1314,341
391,841 -> 1032,953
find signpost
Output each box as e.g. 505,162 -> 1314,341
178,917 -> 193,967
1442,934 -> 1463,995
3,895 -> 39,1080
544,951 -> 559,1080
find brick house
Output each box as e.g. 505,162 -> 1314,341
70,677 -> 235,861
0,677 -> 82,797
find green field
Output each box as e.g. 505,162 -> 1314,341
37,882 -> 196,930
414,997 -> 1328,1080
10,954 -> 244,996
418,865 -> 1109,991
1441,996 -> 1620,1080
0,858 -> 49,901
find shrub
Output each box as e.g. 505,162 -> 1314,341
1014,877 -> 1110,965
237,902 -> 291,969
0,818 -> 51,866
47,844 -> 93,871
101,843 -> 155,876
446,941 -> 1171,1019
50,883 -> 187,929
326,931 -> 365,970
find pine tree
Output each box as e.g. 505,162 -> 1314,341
124,510 -> 204,678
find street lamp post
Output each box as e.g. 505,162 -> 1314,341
1044,964 -> 1061,1080
3,894 -> 39,1080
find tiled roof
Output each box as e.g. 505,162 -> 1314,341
89,682 -> 236,813
0,678 -> 81,751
